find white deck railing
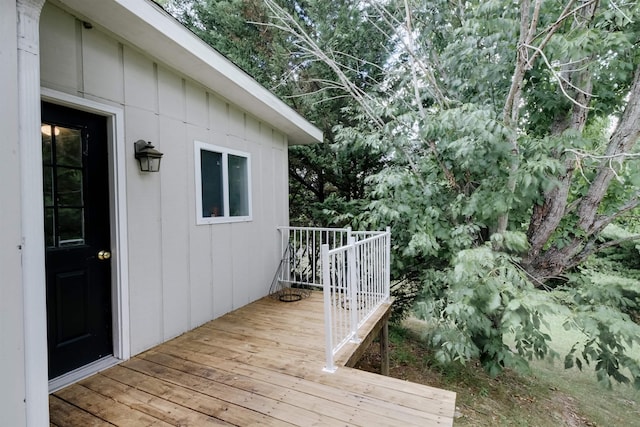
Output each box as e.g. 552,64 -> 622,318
321,230 -> 391,372
277,226 -> 351,288
277,226 -> 390,372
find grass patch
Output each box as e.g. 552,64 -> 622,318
355,318 -> 640,426
528,314 -> 640,426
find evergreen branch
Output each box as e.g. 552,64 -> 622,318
289,169 -> 322,199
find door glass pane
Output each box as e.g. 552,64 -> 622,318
57,167 -> 83,206
43,166 -> 54,207
200,150 -> 224,217
56,127 -> 82,167
228,154 -> 249,217
58,208 -> 85,247
42,127 -> 53,164
42,121 -> 86,248
44,208 -> 55,248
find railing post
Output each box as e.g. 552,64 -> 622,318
347,237 -> 360,343
385,227 -> 391,301
279,228 -> 287,283
321,244 -> 336,373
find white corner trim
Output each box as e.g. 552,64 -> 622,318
17,1 -> 49,425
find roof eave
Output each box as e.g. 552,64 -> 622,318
52,0 -> 323,145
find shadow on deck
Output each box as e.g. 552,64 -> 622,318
49,292 -> 456,426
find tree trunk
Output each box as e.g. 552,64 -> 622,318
523,64 -> 640,283
497,0 -> 539,235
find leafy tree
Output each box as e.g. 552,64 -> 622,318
264,0 -> 640,386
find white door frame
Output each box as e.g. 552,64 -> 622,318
40,88 -> 131,388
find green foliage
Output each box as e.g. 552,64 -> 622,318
413,240 -> 559,377
166,0 -> 640,388
339,0 -> 640,386
545,229 -> 640,388
388,279 -> 422,324
289,127 -> 387,226
282,0 -> 391,226
523,0 -> 640,133
598,224 -> 640,272
166,0 -> 287,87
559,289 -> 640,388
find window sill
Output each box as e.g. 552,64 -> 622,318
196,216 -> 253,225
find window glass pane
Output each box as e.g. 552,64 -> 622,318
200,150 -> 224,217
56,127 -> 82,167
228,154 -> 249,217
58,208 -> 85,246
57,167 -> 83,206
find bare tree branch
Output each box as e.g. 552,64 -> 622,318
365,0 -> 448,108
523,43 -> 593,110
565,148 -> 640,161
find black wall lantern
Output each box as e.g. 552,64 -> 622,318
134,140 -> 163,172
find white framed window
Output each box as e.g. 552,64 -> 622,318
194,141 -> 252,224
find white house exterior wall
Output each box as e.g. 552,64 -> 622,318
0,0 -> 28,425
39,3 -> 289,356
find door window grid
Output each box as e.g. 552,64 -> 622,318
42,124 -> 86,247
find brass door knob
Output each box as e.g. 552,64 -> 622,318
97,250 -> 111,261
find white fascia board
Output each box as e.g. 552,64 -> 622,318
54,0 -> 323,145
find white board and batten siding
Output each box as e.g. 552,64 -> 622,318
39,3 -> 291,356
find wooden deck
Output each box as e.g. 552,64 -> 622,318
49,292 -> 456,426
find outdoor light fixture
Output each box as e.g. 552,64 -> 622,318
134,139 -> 163,172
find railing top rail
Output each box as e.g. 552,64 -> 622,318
353,231 -> 390,247
277,226 -> 351,233
326,243 -> 351,257
324,230 -> 390,255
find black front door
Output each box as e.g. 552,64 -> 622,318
42,102 -> 113,380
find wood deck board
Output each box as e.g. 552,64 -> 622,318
199,321 -> 326,354
49,395 -> 113,427
191,324 -> 326,358
78,374 -> 233,426
102,365 -> 296,427
54,383 -> 174,426
147,345 -> 450,425
165,330 -> 454,405
50,291 -> 455,426
121,358 -> 347,426
101,365 -> 292,427
136,350 -> 427,426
